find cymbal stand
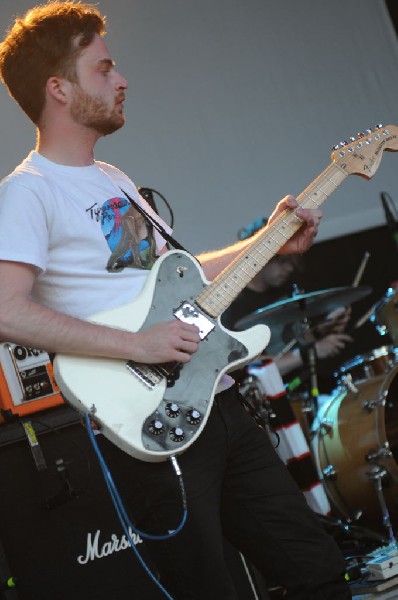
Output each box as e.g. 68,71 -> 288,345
298,294 -> 319,408
307,344 -> 319,415
291,303 -> 320,428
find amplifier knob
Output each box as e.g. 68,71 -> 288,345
186,408 -> 202,425
170,427 -> 185,442
165,402 -> 181,418
148,419 -> 165,435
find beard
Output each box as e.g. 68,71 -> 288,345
70,84 -> 125,136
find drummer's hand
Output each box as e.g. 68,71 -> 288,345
315,306 -> 352,337
267,195 -> 323,255
315,333 -> 353,359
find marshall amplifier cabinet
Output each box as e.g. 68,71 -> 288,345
0,342 -> 64,424
0,417 -> 268,600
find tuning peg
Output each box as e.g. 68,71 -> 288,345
332,124 -> 388,152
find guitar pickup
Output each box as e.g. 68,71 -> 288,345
174,302 -> 215,340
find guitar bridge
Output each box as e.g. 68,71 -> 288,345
126,362 -> 165,389
126,361 -> 181,389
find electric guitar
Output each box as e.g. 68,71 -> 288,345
53,124 -> 398,462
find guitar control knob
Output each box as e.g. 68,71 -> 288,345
148,419 -> 165,435
186,409 -> 202,425
169,427 -> 185,442
165,402 -> 181,418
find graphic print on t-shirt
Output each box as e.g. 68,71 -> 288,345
100,197 -> 157,272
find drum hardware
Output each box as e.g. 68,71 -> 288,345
239,374 -> 276,428
366,465 -> 392,489
340,373 -> 359,395
370,287 -> 398,346
366,443 -> 393,462
325,507 -> 364,523
319,418 -> 334,434
284,388 -> 316,444
367,465 -> 397,543
370,324 -> 388,335
300,397 -> 314,414
322,464 -> 337,481
362,390 -> 388,412
349,510 -> 364,523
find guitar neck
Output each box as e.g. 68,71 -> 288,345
197,161 -> 348,318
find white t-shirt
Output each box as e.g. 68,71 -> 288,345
0,151 -> 234,393
0,151 -> 171,318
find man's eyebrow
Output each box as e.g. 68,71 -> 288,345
98,58 -> 115,69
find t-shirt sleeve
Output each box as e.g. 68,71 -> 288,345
0,179 -> 49,272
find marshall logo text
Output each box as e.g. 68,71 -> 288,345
77,528 -> 143,565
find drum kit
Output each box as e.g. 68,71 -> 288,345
236,284 -> 398,540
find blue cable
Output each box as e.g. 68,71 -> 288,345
84,413 -> 188,600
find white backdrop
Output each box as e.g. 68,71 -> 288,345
1,0 -> 398,253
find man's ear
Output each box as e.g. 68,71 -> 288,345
46,76 -> 71,104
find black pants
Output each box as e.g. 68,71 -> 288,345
97,385 -> 351,599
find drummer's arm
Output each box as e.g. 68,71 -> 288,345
274,332 -> 353,377
274,350 -> 303,376
259,350 -> 303,377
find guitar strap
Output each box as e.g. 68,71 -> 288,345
121,188 -> 192,254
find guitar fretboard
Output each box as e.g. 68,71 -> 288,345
197,162 -> 348,318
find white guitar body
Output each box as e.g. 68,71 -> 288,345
53,250 -> 269,462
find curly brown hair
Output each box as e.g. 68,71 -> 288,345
0,2 -> 106,125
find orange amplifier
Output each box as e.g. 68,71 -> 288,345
0,342 -> 64,423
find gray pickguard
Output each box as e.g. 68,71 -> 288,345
139,252 -> 248,453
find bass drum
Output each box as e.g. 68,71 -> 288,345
312,366 -> 398,533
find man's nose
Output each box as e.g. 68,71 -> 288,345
115,72 -> 128,89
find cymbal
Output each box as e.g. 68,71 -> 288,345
235,285 -> 372,356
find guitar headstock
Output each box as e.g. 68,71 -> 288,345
331,124 -> 398,179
